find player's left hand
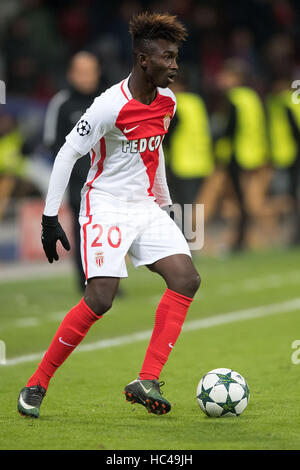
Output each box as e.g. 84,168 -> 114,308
41,214 -> 70,263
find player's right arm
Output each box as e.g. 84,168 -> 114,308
41,92 -> 115,263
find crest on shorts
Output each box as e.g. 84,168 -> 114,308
163,113 -> 171,131
95,251 -> 104,267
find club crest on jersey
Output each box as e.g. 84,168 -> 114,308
163,113 -> 171,131
95,251 -> 104,267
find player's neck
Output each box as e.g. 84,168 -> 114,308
128,70 -> 157,105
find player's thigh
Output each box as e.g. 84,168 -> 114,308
128,207 -> 200,297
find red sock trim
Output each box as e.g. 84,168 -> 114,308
164,288 -> 193,306
80,298 -> 102,320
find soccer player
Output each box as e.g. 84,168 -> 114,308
17,12 -> 200,418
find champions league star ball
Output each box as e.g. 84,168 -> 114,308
76,119 -> 91,136
196,368 -> 250,417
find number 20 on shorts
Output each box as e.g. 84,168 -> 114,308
91,224 -> 122,248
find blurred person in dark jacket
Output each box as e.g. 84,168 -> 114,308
43,51 -> 102,291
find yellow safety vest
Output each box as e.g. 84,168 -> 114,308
267,90 -> 300,167
215,87 -> 268,169
166,92 -> 214,178
0,130 -> 26,177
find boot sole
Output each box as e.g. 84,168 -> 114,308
123,388 -> 171,415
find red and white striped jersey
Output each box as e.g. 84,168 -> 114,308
65,76 -> 176,216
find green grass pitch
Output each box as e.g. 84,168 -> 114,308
1,247 -> 300,450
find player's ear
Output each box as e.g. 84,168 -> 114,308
137,52 -> 149,70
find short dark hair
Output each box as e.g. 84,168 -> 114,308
129,11 -> 187,60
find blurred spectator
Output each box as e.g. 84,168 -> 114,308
263,33 -> 296,83
189,3 -> 224,92
109,0 -> 142,65
164,74 -> 214,209
0,0 -> 22,38
58,1 -> 91,53
271,0 -> 296,30
3,0 -> 66,100
229,28 -> 258,72
0,111 -> 40,221
212,58 -> 270,251
163,73 -> 214,241
266,78 -> 300,243
43,51 -> 101,291
88,0 -> 142,86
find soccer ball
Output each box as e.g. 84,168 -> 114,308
196,368 -> 250,417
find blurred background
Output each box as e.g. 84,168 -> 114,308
1,0 -> 300,289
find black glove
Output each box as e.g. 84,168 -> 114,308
41,214 -> 70,263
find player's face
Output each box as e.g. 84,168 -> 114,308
144,39 -> 179,88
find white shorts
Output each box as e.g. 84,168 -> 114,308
79,194 -> 191,279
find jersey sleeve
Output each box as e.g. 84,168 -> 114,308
65,93 -> 115,155
43,142 -> 82,216
152,144 -> 172,207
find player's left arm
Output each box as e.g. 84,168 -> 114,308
152,143 -> 172,208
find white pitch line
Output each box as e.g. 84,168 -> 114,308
14,318 -> 41,328
3,270 -> 299,330
3,296 -> 300,367
218,271 -> 300,296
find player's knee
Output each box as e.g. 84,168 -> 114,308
84,292 -> 114,316
185,271 -> 201,297
192,272 -> 201,292
97,296 -> 113,316
84,278 -> 119,316
169,270 -> 201,298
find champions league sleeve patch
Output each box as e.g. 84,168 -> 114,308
76,119 -> 91,136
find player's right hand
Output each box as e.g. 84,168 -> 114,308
41,214 -> 71,263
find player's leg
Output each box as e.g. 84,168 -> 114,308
124,254 -> 200,414
18,202 -> 131,418
124,204 -> 200,415
141,254 -> 199,380
18,276 -> 119,418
